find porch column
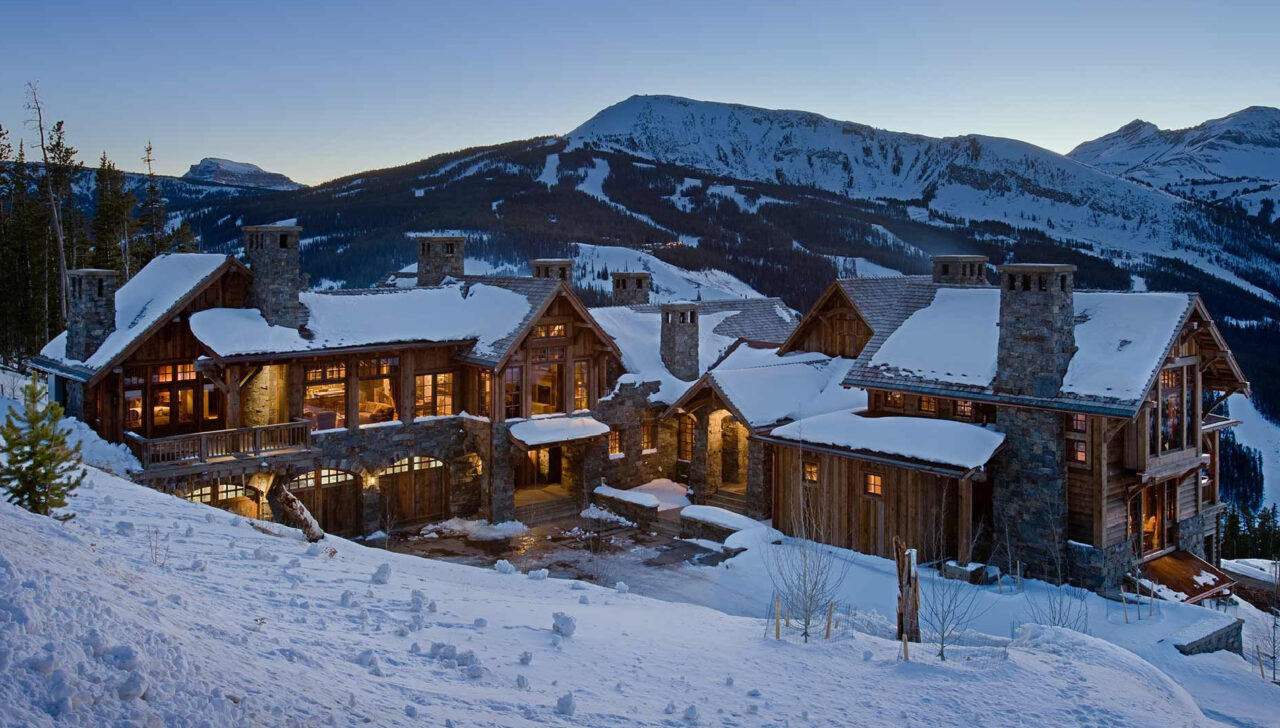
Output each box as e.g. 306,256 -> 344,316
745,439 -> 768,519
690,410 -> 711,503
957,477 -> 973,566
225,364 -> 243,428
345,355 -> 359,431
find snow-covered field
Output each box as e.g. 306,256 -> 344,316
1229,393 -> 1280,509
5,462 -> 1274,727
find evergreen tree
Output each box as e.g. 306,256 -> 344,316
135,141 -> 167,269
0,375 -> 84,519
89,152 -> 135,272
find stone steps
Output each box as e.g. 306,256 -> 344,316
514,498 -> 580,525
704,490 -> 747,514
649,512 -> 683,539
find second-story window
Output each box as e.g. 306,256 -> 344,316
530,347 -> 565,415
919,396 -> 937,414
1069,412 -> 1087,433
608,429 -> 623,457
573,361 -> 589,411
358,356 -> 399,426
477,371 -> 492,418
414,372 -> 454,418
534,323 -> 566,339
955,400 -> 974,419
303,361 -> 347,430
504,367 -> 523,419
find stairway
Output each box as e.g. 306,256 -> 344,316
648,511 -> 683,539
514,497 -> 580,525
704,488 -> 748,514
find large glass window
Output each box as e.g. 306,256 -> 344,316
573,361 -> 589,411
203,384 -> 221,422
530,348 -> 564,415
304,361 -> 347,430
414,372 -> 454,418
151,389 -> 172,427
504,367 -> 523,419
358,357 -> 400,425
1159,368 -> 1184,452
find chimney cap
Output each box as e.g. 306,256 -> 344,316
611,270 -> 651,278
415,234 -> 466,242
531,257 -> 573,265
932,254 -> 988,264
68,268 -> 120,276
242,224 -> 302,232
660,300 -> 699,311
997,263 -> 1076,274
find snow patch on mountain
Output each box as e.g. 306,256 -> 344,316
182,158 -> 304,191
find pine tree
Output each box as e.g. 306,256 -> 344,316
89,152 -> 135,272
0,375 -> 84,519
135,141 -> 167,269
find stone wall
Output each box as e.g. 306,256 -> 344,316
610,272 -> 651,305
745,441 -> 769,519
311,415 -> 492,533
660,303 -> 699,382
591,491 -> 659,529
1176,510 -> 1215,558
1067,538 -> 1136,595
992,406 -> 1069,581
994,264 -> 1075,398
242,364 -> 288,427
1174,618 -> 1244,657
592,381 -> 678,489
417,236 -> 465,286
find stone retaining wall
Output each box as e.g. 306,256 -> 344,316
1174,617 -> 1243,657
591,492 -> 659,530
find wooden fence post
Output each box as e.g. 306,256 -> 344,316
774,598 -> 781,640
1120,587 -> 1129,624
824,602 -> 834,640
1258,645 -> 1266,680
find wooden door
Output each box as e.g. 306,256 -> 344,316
289,470 -> 361,536
380,458 -> 449,525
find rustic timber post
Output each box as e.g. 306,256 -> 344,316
957,477 -> 973,566
345,355 -> 359,430
894,537 -> 920,643
399,349 -> 415,424
225,364 -> 242,428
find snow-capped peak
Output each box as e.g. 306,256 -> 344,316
182,157 -> 304,191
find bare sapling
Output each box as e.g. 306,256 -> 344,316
763,467 -> 850,643
919,481 -> 991,661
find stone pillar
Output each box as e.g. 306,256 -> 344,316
994,263 -> 1076,398
489,421 -> 516,522
690,411 -> 710,503
417,236 -> 465,286
745,440 -> 769,519
360,471 -> 382,536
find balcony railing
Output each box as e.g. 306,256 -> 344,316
127,420 -> 312,470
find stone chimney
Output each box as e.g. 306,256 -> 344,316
611,271 -> 652,305
994,263 -> 1077,398
660,302 -> 700,381
931,255 -> 989,286
243,224 -> 308,328
66,269 -> 119,361
530,258 -> 573,281
417,235 -> 465,286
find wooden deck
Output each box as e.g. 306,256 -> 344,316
1140,549 -> 1235,604
127,420 -> 314,480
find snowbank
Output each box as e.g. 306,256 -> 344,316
680,505 -> 760,532
0,458 -> 1266,726
593,484 -> 659,509
630,479 -> 690,511
421,517 -> 529,541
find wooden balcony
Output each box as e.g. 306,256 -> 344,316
126,420 -> 314,477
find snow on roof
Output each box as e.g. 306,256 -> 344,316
508,415 -> 610,447
589,298 -> 798,405
706,349 -> 864,428
190,282 -> 532,359
858,287 -> 1193,409
39,254 -> 231,371
769,412 -> 1006,470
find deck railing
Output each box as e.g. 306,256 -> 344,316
127,420 -> 312,469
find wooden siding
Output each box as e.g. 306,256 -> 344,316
773,445 -> 958,561
780,290 -> 872,358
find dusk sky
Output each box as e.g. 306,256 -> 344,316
3,0 -> 1277,185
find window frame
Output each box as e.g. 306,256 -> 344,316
802,460 -> 820,486
863,472 -> 883,497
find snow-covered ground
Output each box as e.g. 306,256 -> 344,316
5,462 -> 1275,726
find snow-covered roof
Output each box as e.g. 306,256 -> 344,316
842,282 -> 1198,416
767,411 -> 1006,471
508,415 -> 610,447
589,299 -> 798,405
670,342 -> 866,429
190,280 -> 536,362
38,254 -> 234,377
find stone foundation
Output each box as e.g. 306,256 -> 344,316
1067,538 -> 1136,595
1174,618 -> 1244,657
591,491 -> 658,529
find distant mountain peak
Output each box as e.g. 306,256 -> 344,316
182,157 -> 304,191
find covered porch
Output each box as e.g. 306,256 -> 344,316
504,415 -> 611,523
665,384 -> 761,516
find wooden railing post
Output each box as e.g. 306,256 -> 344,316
253,427 -> 263,456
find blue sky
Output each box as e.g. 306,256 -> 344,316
3,0 -> 1277,185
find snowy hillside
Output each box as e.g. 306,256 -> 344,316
395,241 -> 765,302
568,95 -> 1280,297
183,157 -> 305,191
5,457 -> 1277,726
1069,107 -> 1280,216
